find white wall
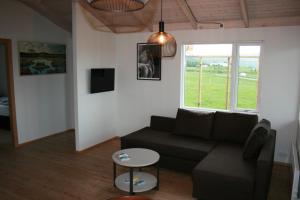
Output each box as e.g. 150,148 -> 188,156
73,3 -> 117,151
116,26 -> 300,163
0,44 -> 8,96
0,0 -> 74,144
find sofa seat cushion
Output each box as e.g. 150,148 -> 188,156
173,108 -> 214,139
121,127 -> 217,161
192,144 -> 255,200
212,111 -> 258,144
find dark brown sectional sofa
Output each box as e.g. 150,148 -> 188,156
121,109 -> 276,200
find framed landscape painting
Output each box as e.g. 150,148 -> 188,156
18,41 -> 66,75
137,43 -> 161,80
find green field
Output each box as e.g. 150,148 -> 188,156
184,66 -> 258,110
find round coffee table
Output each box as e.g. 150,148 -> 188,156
112,148 -> 160,195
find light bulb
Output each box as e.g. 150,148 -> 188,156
158,33 -> 166,44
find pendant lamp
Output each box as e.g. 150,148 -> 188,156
88,0 -> 149,12
147,0 -> 177,57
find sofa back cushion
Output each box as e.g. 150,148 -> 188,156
173,108 -> 214,139
212,111 -> 258,144
243,119 -> 271,160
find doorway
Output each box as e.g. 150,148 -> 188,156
0,38 -> 18,148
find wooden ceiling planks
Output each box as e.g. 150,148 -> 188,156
17,0 -> 72,32
187,0 -> 241,22
16,0 -> 300,33
77,0 -> 117,33
247,0 -> 300,19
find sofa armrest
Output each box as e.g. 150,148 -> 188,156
120,127 -> 149,149
150,116 -> 175,132
254,130 -> 276,200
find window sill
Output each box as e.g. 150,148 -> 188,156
181,106 -> 259,115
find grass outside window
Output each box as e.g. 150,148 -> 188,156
183,44 -> 261,112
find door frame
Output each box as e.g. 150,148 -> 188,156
0,38 -> 19,147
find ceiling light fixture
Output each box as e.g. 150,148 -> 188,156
88,0 -> 149,12
147,0 -> 177,57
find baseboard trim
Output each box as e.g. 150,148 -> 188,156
76,136 -> 119,153
274,161 -> 291,167
18,129 -> 75,147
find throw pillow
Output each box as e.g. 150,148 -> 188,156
243,119 -> 271,160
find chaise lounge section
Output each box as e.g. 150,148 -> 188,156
121,109 -> 276,200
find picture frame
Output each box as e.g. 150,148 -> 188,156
137,43 -> 161,80
18,41 -> 66,75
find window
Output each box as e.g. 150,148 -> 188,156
182,43 -> 261,112
236,45 -> 261,110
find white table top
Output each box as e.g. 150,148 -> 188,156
112,148 -> 160,167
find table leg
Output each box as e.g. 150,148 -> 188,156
130,168 -> 134,195
156,162 -> 160,190
113,162 -> 116,187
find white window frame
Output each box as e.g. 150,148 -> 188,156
180,41 -> 263,114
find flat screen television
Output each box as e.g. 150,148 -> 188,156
90,68 -> 115,93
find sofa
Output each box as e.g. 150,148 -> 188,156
121,109 -> 276,200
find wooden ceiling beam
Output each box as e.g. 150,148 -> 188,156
240,0 -> 249,28
131,12 -> 153,32
176,0 -> 198,29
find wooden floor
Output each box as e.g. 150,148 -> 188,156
0,130 -> 292,200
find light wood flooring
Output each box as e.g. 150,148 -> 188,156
0,130 -> 292,200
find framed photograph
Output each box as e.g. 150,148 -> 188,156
18,41 -> 66,75
137,43 -> 161,80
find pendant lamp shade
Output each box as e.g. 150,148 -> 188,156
147,1 -> 177,57
88,0 -> 148,12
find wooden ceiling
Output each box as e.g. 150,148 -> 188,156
17,0 -> 300,33
17,0 -> 72,32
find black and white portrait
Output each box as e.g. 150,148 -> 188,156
137,43 -> 161,80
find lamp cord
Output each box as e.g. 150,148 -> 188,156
161,0 -> 163,21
